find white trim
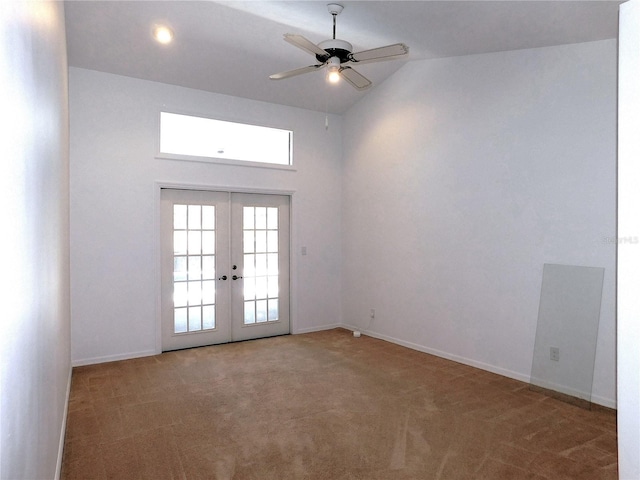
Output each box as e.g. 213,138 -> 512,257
54,368 -> 72,480
341,324 -> 617,409
154,183 -> 162,354
591,394 -> 617,410
294,323 -> 343,334
530,378 -> 595,403
156,152 -> 297,171
346,326 -> 529,383
156,181 -> 295,197
72,349 -> 157,367
289,194 -> 298,336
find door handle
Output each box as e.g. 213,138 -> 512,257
218,275 -> 227,281
232,275 -> 243,281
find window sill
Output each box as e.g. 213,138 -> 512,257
156,152 -> 296,171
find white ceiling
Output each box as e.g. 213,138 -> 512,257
64,1 -> 621,114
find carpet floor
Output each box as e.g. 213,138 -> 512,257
61,328 -> 617,479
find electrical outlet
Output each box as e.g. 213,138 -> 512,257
370,309 -> 375,319
550,347 -> 560,362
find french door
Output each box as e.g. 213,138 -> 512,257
160,189 -> 290,351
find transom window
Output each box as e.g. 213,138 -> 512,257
159,112 -> 292,166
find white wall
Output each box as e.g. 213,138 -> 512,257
0,2 -> 71,479
618,0 -> 640,477
69,68 -> 343,365
342,40 -> 617,407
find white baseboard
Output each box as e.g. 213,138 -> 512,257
69,328 -> 618,410
342,324 -> 616,409
354,327 -> 529,383
531,378 -> 592,401
586,393 -> 617,409
72,349 -> 157,367
55,367 -> 72,480
293,323 -> 342,334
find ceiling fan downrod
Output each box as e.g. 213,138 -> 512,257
327,3 -> 344,40
333,13 -> 336,39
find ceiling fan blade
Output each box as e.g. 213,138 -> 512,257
283,34 -> 330,59
339,67 -> 372,90
270,64 -> 324,80
349,43 -> 409,64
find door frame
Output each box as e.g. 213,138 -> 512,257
154,182 -> 297,354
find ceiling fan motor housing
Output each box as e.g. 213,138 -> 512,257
317,39 -> 353,63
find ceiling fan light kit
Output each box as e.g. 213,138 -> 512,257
270,3 -> 409,90
326,56 -> 341,83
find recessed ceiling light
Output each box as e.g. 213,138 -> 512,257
153,25 -> 174,44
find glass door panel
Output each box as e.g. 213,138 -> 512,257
242,206 -> 280,325
172,204 -> 216,333
161,189 -> 290,351
161,189 -> 230,351
231,193 -> 290,342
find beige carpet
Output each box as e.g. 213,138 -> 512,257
62,328 -> 617,479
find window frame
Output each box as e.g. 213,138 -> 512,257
156,110 -> 295,170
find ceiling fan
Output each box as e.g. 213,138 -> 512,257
269,3 -> 409,90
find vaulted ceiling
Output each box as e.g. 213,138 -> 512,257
65,1 -> 621,114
